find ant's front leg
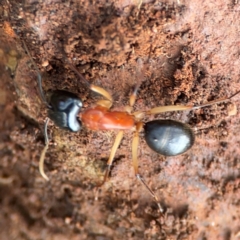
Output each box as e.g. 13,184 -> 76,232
66,61 -> 113,109
90,85 -> 113,109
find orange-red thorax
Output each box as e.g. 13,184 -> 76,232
80,106 -> 135,130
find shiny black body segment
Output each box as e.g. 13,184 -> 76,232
48,90 -> 82,132
144,119 -> 195,156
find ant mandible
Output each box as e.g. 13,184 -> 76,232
23,42 -> 240,212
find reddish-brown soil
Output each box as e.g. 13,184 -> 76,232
0,0 -> 240,239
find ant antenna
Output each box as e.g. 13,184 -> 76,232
64,59 -> 91,88
22,41 -> 51,108
39,118 -> 50,181
21,41 -> 52,180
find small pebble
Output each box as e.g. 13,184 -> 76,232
42,60 -> 49,67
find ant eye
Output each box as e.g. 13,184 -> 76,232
48,90 -> 82,132
144,119 -> 195,156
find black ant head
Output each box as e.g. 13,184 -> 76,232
22,41 -> 85,132
47,90 -> 83,132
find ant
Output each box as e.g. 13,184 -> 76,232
23,41 -> 240,212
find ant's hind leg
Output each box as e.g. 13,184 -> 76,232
134,89 -> 240,116
132,122 -> 163,213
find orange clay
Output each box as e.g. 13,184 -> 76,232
80,106 -> 135,130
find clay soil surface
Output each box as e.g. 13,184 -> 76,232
1,0 -> 240,239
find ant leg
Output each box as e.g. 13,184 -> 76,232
65,61 -> 113,108
191,89 -> 240,109
97,130 -> 124,187
134,90 -> 240,116
90,85 -> 113,109
39,118 -> 50,181
132,122 -> 163,212
129,84 -> 140,107
124,84 -> 141,114
146,105 -> 193,115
